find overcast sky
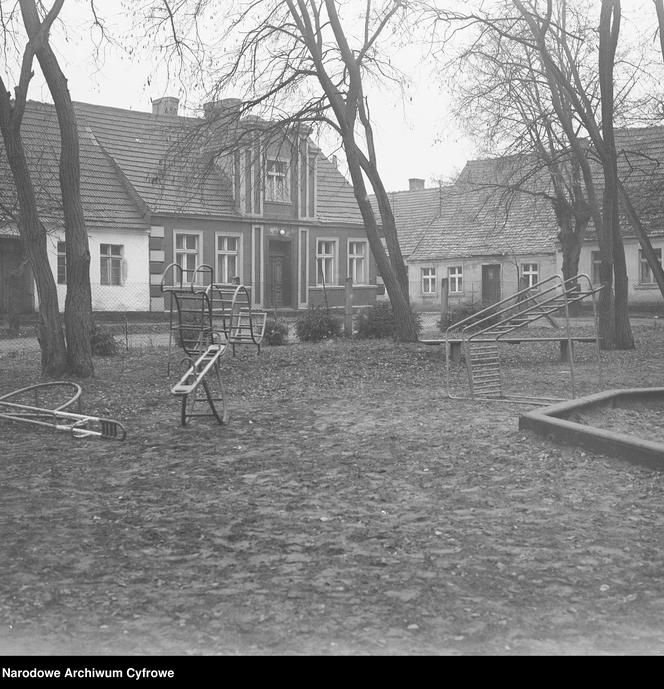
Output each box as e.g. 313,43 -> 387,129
11,0 -> 664,193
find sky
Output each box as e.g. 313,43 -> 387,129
8,0 -> 663,193
12,0 -> 478,194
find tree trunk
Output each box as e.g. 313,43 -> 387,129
0,123 -> 67,375
21,0 -> 94,377
344,142 -> 418,342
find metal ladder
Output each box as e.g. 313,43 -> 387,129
447,273 -> 602,403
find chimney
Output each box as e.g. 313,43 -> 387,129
409,178 -> 425,191
203,97 -> 242,124
152,96 -> 179,117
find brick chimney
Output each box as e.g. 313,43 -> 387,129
152,96 -> 179,117
203,98 -> 242,124
409,178 -> 425,191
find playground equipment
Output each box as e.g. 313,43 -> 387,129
206,282 -> 267,356
160,263 -> 215,376
444,273 -> 603,404
0,382 -> 126,440
169,288 -> 229,426
160,264 -> 266,374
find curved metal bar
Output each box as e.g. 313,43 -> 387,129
0,381 -> 82,412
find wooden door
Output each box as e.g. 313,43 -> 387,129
482,264 -> 501,305
267,241 -> 291,308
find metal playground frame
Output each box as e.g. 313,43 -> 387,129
0,382 -> 127,440
444,273 -> 603,404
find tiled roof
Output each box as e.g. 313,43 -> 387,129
0,101 -> 149,234
389,124 -> 664,262
315,154 -> 364,225
75,101 -> 364,225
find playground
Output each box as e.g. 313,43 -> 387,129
1,315 -> 664,655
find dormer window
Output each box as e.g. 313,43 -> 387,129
266,159 -> 290,203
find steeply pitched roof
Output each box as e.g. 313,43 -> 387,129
0,101 -> 149,235
74,100 -> 364,225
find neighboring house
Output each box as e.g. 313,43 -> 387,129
0,97 -> 378,315
385,125 -> 664,311
383,174 -> 559,310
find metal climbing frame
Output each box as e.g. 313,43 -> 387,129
206,282 -> 267,355
160,262 -> 215,375
445,273 -> 603,404
0,382 -> 126,439
169,288 -> 229,426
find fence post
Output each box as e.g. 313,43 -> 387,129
440,277 -> 449,328
344,277 -> 353,338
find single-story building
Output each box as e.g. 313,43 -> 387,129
384,125 -> 664,312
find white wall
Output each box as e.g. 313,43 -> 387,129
563,238 -> 664,306
408,254 -> 558,310
42,228 -> 150,312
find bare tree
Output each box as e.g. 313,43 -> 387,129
0,0 -> 94,375
145,0 -> 422,341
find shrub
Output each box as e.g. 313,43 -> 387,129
355,302 -> 423,339
263,316 -> 289,346
438,302 -> 501,332
90,323 -> 119,356
295,306 -> 342,342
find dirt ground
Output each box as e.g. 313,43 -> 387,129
1,323 -> 664,655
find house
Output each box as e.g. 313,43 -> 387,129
386,126 -> 664,311
384,172 -> 559,310
0,98 -> 379,316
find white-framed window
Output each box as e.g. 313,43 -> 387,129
422,267 -> 436,294
639,248 -> 662,285
266,159 -> 290,203
216,234 -> 241,283
316,239 -> 337,286
174,231 -> 202,282
100,244 -> 124,286
348,239 -> 368,284
57,241 -> 66,285
591,250 -> 602,286
521,263 -> 539,288
448,266 -> 463,293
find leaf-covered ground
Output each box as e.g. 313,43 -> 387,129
1,322 -> 664,655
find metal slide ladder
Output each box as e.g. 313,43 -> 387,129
446,273 -> 603,403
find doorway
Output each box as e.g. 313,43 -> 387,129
482,264 -> 502,304
266,240 -> 292,308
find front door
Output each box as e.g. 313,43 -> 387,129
482,264 -> 501,305
0,239 -> 32,314
267,240 -> 292,308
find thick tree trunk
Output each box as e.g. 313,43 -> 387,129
0,124 -> 67,375
22,0 -> 94,376
344,143 -> 418,342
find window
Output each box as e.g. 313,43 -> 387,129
521,263 -> 539,288
348,240 -> 368,284
316,240 -> 336,285
57,241 -> 66,284
174,232 -> 201,282
100,244 -> 123,286
639,248 -> 662,285
448,266 -> 463,293
591,251 -> 602,286
422,267 -> 436,294
266,159 -> 290,203
216,235 -> 240,283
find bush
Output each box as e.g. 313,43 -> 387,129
90,323 -> 119,356
263,316 -> 289,346
438,302 -> 500,332
355,302 -> 423,339
295,306 -> 342,342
